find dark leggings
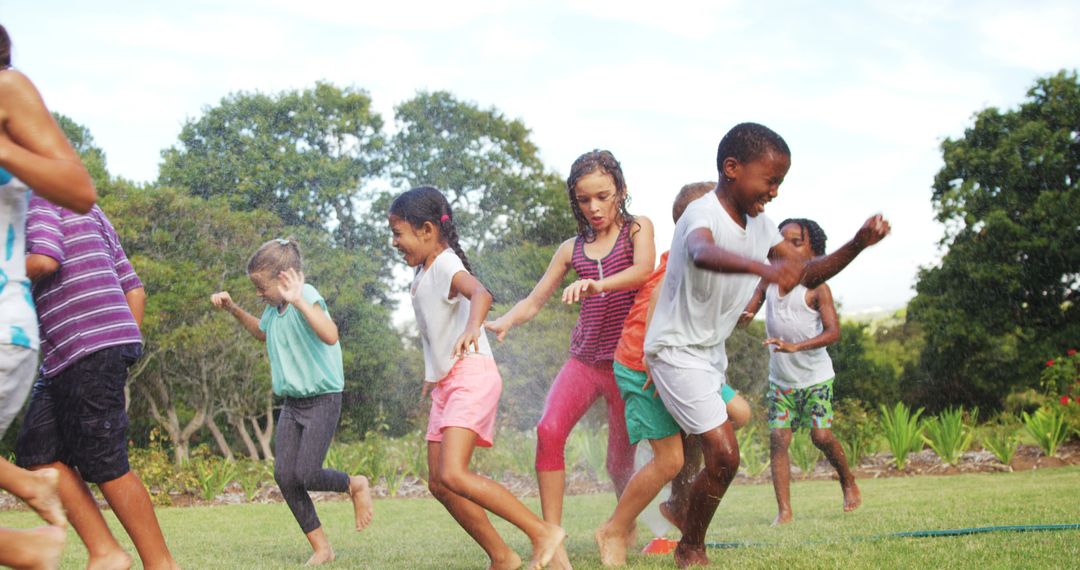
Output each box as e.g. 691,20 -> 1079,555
274,392 -> 350,533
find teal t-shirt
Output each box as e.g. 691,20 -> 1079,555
259,283 -> 344,398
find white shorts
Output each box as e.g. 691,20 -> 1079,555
0,344 -> 39,438
646,347 -> 729,435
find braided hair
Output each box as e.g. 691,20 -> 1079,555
389,186 -> 476,276
778,218 -> 827,256
248,237 -> 302,276
566,150 -> 635,243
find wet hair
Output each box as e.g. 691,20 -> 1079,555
248,237 -> 303,276
389,186 -> 475,276
566,150 -> 634,243
1,24 -> 11,68
672,181 -> 716,223
716,122 -> 790,179
778,218 -> 827,256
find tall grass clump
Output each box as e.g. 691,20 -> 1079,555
788,428 -> 822,477
1022,407 -> 1068,457
879,402 -> 925,470
922,407 -> 976,466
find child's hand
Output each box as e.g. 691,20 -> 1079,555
641,372 -> 660,399
278,268 -> 305,305
483,318 -> 511,342
764,337 -> 798,353
737,311 -> 755,327
854,214 -> 891,248
764,257 -> 804,291
210,291 -> 235,310
562,279 -> 603,304
453,327 -> 484,358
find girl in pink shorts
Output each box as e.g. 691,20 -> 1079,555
486,150 -> 656,542
390,186 -> 565,570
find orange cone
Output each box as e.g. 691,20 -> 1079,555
642,537 -> 678,554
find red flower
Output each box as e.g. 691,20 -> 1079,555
1068,349 -> 1077,356
1046,360 -> 1055,367
1061,396 -> 1071,405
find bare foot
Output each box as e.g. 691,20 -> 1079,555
659,500 -> 687,535
487,550 -> 523,570
624,521 -> 638,551
673,542 -> 709,568
23,468 -> 67,528
86,549 -> 133,570
349,475 -> 374,531
843,480 -> 862,512
6,525 -> 66,570
594,523 -> 628,567
546,543 -> 572,570
529,524 -> 566,570
305,547 -> 335,566
771,510 -> 793,526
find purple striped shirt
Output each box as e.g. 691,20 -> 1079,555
26,196 -> 143,378
569,221 -> 638,364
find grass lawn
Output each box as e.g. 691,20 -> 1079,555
2,466 -> 1077,569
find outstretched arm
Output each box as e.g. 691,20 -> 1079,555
0,70 -> 96,213
449,270 -> 494,357
562,216 -> 656,303
279,268 -> 338,345
687,227 -> 804,290
764,284 -> 840,353
211,291 -> 267,342
773,214 -> 891,289
485,238 -> 574,341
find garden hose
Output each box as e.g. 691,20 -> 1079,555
702,524 -> 1080,550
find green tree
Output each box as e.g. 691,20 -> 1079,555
52,112 -> 111,193
829,322 -> 901,407
158,82 -> 386,248
909,70 -> 1080,410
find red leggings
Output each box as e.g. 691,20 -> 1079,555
535,357 -> 636,488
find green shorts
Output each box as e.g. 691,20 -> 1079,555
614,361 -> 737,445
766,379 -> 834,430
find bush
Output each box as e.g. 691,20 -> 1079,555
788,428 -> 822,477
922,407 -> 976,466
879,402 -> 925,470
1022,406 -> 1068,458
833,399 -> 879,466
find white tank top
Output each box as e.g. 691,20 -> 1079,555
765,283 -> 834,389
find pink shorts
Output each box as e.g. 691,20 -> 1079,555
426,355 -> 502,448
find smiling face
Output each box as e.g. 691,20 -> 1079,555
389,214 -> 439,268
249,270 -> 283,306
780,222 -> 814,262
722,150 -> 791,218
572,169 -> 623,233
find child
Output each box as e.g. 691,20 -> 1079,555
211,238 -> 373,566
0,22 -> 97,570
595,181 -> 751,566
741,218 -> 861,525
389,186 -> 565,570
643,123 -> 889,567
17,193 -> 176,570
485,150 -> 655,561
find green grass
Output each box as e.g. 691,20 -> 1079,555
2,467 -> 1078,569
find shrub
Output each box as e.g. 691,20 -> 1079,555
922,407 -> 976,466
981,429 -> 1020,466
1022,406 -> 1068,457
788,428 -> 821,477
879,402 -> 925,470
737,424 -> 770,477
833,399 -> 878,466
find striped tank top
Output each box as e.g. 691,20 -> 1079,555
569,221 -> 638,364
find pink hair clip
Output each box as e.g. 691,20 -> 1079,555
440,214 -> 450,222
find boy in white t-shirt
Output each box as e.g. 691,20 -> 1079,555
741,217 -> 861,527
643,123 -> 890,567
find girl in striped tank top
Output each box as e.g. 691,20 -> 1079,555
486,150 -> 655,559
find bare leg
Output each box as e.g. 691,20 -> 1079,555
303,527 -> 334,566
596,434 -> 683,566
769,429 -> 793,526
441,428 -> 565,570
348,475 -> 374,530
29,463 -> 130,570
0,458 -> 66,527
536,470 -> 566,524
98,471 -> 177,570
428,441 -> 522,570
660,433 -> 699,535
810,428 -> 861,512
675,423 -> 739,568
0,525 -> 66,570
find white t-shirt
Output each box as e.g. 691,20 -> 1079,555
0,168 -> 39,350
411,249 -> 493,383
765,283 -> 835,389
644,193 -> 782,369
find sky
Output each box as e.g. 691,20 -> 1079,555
4,0 -> 1078,315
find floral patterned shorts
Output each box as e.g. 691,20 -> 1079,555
767,379 -> 834,430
